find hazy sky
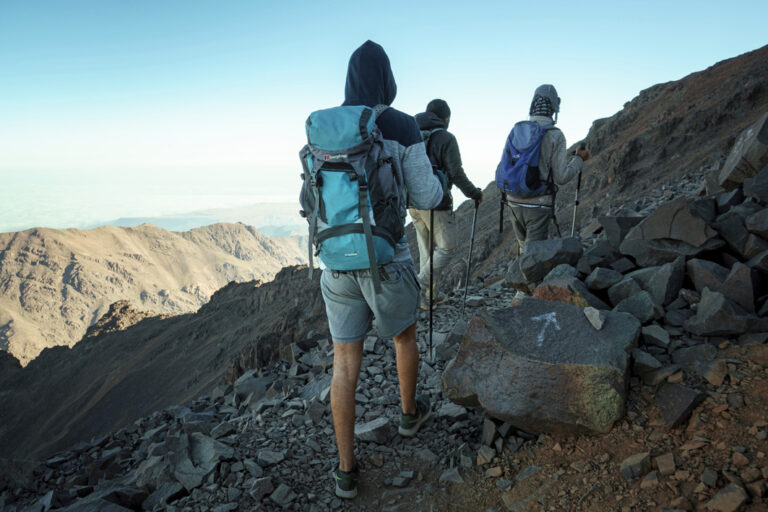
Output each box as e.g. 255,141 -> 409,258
0,0 -> 766,231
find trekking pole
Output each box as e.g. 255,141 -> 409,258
570,143 -> 586,237
462,200 -> 480,316
428,209 -> 434,363
499,192 -> 505,233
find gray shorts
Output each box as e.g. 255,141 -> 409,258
320,261 -> 420,343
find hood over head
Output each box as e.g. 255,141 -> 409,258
343,40 -> 397,107
415,111 -> 448,131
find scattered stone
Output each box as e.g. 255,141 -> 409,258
481,418 -> 497,446
607,277 -> 643,307
640,471 -> 659,489
656,452 -> 676,476
701,468 -> 719,487
269,483 -> 297,508
585,267 -> 624,290
439,467 -> 464,484
584,306 -> 606,330
620,452 -> 651,482
614,290 -> 661,323
477,445 -> 495,466
695,359 -> 728,387
654,383 -> 705,427
516,237 -> 584,283
684,288 -> 755,337
257,449 -> 285,467
599,215 -> 644,250
354,417 -> 393,443
671,343 -> 717,365
705,483 -> 749,512
485,466 -> 503,478
642,324 -> 670,348
733,452 -> 750,466
515,465 -> 541,482
632,349 -> 662,374
687,259 -> 755,313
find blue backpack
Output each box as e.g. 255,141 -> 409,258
495,121 -> 556,197
299,104 -> 404,292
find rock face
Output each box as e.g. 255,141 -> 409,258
718,111 -> 768,190
442,299 -> 640,434
619,198 -> 722,266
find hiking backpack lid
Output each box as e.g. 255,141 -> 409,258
299,104 -> 404,292
495,121 -> 556,198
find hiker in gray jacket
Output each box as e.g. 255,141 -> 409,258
505,84 -> 590,252
409,99 -> 483,308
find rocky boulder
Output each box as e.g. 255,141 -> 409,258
718,111 -> 768,190
442,299 -> 640,435
505,238 -> 583,291
687,259 -> 755,312
619,198 -> 722,266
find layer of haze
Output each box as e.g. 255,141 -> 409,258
1,0 -> 765,232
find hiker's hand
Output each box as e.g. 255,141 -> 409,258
576,148 -> 590,161
475,191 -> 483,204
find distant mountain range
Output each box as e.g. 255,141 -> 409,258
0,222 -> 307,365
90,202 -> 304,235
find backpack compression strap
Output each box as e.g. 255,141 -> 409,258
361,104 -> 390,294
299,147 -> 317,279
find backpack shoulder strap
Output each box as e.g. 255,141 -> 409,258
373,104 -> 389,118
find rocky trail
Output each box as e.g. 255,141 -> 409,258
2,48 -> 768,512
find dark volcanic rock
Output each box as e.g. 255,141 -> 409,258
614,291 -> 662,324
584,267 -> 624,291
513,237 -> 584,284
744,164 -> 768,202
687,259 -> 755,313
654,383 -> 705,427
442,299 -> 640,434
684,288 -> 755,336
619,198 -> 722,266
718,111 -> 768,190
599,215 -> 644,250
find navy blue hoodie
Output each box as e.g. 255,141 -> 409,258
342,41 -> 442,259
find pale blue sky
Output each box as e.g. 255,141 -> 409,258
0,0 -> 766,231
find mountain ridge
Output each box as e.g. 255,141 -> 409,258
0,221 -> 306,365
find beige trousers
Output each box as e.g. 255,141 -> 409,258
407,208 -> 457,292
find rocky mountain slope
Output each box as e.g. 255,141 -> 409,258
1,46 -> 768,512
411,44 -> 768,290
0,222 -> 306,364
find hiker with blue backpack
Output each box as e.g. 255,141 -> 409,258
408,99 -> 484,309
495,84 -> 590,254
299,40 -> 442,499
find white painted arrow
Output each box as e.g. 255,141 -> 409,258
531,312 -> 561,347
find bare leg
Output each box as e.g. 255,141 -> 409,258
393,323 -> 418,415
330,340 -> 363,472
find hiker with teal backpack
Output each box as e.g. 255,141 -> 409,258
299,40 -> 442,500
408,99 -> 483,310
495,84 -> 590,254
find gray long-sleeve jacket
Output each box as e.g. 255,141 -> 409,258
506,115 -> 584,207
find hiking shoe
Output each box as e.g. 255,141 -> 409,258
332,465 -> 359,499
399,397 -> 432,437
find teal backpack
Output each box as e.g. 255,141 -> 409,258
299,104 -> 404,292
